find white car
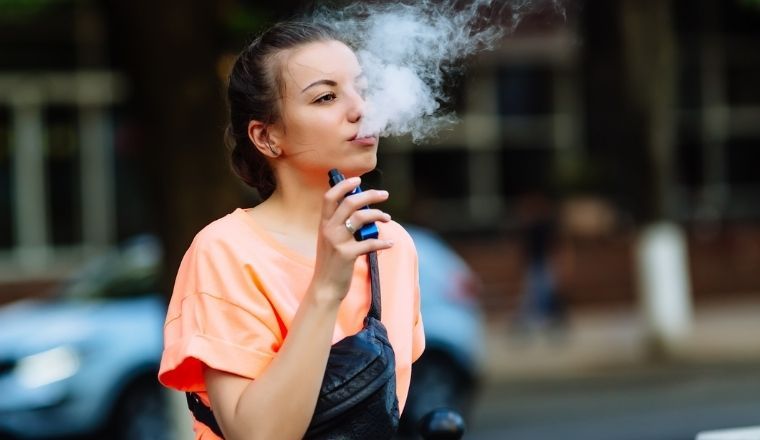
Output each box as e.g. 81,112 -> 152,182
0,236 -> 169,440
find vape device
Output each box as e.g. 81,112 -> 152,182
328,169 -> 379,241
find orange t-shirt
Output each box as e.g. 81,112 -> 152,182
158,208 -> 425,439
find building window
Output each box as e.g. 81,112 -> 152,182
497,65 -> 553,116
0,72 -> 123,278
411,149 -> 470,200
45,105 -> 82,246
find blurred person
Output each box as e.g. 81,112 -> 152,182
512,190 -> 567,336
157,21 -> 424,440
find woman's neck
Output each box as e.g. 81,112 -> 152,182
253,170 -> 328,238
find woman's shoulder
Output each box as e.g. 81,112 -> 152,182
379,220 -> 416,251
189,208 -> 254,251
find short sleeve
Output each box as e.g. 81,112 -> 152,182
158,234 -> 283,391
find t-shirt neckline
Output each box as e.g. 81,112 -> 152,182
233,207 -> 316,267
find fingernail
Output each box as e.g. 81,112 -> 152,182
379,190 -> 389,196
384,213 -> 392,220
386,240 -> 394,246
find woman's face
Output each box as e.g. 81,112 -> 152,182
270,40 -> 376,179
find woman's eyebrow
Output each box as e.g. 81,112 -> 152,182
301,79 -> 337,93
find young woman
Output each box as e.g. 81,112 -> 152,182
158,21 -> 425,439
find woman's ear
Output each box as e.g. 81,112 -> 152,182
248,120 -> 282,158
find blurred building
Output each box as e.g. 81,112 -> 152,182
1,0 -> 760,312
0,1 -> 130,302
375,0 -> 760,311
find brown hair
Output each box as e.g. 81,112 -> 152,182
226,21 -> 338,199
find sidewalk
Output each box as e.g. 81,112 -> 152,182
481,297 -> 760,382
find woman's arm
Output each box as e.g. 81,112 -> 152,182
204,289 -> 340,440
204,177 -> 393,440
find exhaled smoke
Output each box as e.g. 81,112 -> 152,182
312,0 -> 565,143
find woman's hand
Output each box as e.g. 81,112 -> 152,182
310,176 -> 393,304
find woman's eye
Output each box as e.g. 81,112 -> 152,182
314,92 -> 337,104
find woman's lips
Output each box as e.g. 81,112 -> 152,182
349,135 -> 377,146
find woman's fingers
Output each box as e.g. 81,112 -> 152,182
342,238 -> 395,256
345,209 -> 391,234
332,209 -> 393,261
321,177 -> 361,220
332,189 -> 390,222
319,177 -> 392,258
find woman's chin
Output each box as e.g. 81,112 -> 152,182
341,154 -> 377,177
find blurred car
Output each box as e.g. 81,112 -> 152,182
0,226 -> 484,439
0,235 -> 169,440
399,225 -> 485,436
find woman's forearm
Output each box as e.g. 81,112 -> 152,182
206,285 -> 341,440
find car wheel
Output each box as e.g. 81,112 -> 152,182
108,377 -> 171,440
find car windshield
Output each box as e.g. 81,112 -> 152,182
59,235 -> 163,300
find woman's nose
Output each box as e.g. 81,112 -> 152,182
346,89 -> 364,123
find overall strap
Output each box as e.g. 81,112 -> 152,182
367,251 -> 381,320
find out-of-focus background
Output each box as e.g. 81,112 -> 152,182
1,0 -> 759,439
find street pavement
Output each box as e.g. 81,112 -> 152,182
466,298 -> 760,440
